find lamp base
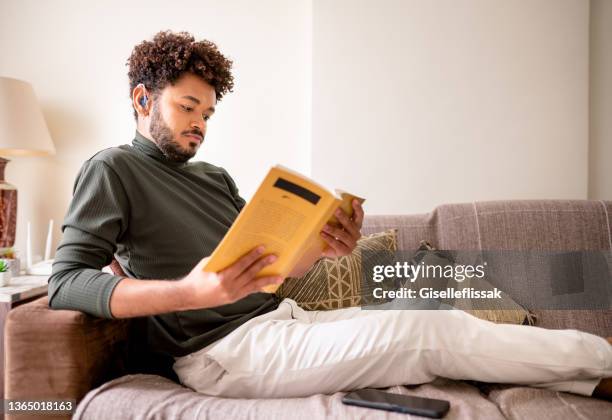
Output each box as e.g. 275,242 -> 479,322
0,157 -> 17,248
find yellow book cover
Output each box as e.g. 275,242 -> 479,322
203,165 -> 365,293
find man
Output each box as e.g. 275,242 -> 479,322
49,30 -> 612,401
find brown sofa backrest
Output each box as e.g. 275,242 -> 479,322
362,200 -> 612,250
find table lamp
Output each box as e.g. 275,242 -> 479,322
0,76 -> 55,249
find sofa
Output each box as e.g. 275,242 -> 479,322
4,200 -> 612,419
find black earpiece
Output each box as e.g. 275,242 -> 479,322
139,95 -> 148,107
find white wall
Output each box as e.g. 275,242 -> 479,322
0,0 -> 603,264
312,0 -> 589,214
589,0 -> 612,200
0,0 -> 312,261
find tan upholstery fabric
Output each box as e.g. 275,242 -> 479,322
486,385 -> 612,420
529,309 -> 612,337
74,375 -> 505,420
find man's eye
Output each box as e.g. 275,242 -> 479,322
181,105 -> 193,112
203,115 -> 211,121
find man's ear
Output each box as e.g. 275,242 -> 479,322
133,84 -> 150,116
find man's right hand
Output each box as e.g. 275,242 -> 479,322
179,245 -> 283,310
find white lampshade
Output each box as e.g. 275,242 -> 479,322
0,76 -> 55,156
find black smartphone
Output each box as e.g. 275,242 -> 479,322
341,388 -> 450,418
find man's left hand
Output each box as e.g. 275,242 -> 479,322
320,199 -> 364,258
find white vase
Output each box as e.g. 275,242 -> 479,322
0,271 -> 11,286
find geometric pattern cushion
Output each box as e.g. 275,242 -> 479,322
276,229 -> 397,310
411,241 -> 535,325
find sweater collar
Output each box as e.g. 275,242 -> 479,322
132,130 -> 188,168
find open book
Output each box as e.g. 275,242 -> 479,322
203,165 -> 365,293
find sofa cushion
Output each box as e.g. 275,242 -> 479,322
276,229 -> 398,310
485,385 -> 612,420
73,374 -> 505,420
530,309 -> 612,337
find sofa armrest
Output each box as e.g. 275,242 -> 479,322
4,296 -> 130,418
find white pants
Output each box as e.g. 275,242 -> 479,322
173,298 -> 612,398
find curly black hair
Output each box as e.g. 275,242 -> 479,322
127,30 -> 234,119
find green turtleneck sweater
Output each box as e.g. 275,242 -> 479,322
48,131 -> 279,358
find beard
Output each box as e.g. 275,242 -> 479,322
149,102 -> 200,163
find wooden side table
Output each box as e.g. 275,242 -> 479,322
0,276 -> 49,405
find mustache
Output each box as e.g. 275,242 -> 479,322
183,129 -> 203,138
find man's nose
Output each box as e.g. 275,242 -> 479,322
191,117 -> 205,132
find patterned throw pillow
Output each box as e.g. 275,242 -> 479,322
276,229 -> 398,310
411,241 -> 536,325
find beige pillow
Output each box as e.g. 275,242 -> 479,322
276,229 -> 398,310
410,241 -> 536,325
